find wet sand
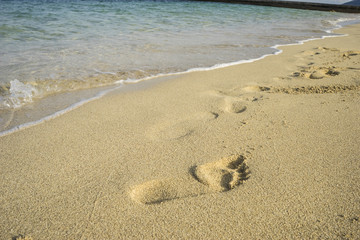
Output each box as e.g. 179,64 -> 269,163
1,24 -> 360,239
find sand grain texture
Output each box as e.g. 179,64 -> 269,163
0,25 -> 359,239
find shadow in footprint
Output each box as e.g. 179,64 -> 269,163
130,155 -> 250,204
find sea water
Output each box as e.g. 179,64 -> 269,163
0,0 -> 359,134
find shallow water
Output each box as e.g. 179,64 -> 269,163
0,0 -> 359,134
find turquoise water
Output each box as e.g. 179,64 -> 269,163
0,0 -> 359,133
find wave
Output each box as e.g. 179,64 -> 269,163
0,69 -> 166,109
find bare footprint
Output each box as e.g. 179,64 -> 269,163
194,154 -> 250,191
146,112 -> 218,141
241,85 -> 264,93
289,48 -> 360,80
291,66 -> 341,79
223,97 -> 247,113
130,155 -> 250,204
202,86 -> 266,116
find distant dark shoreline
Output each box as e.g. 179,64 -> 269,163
192,0 -> 360,13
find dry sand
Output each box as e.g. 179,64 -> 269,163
1,24 -> 360,239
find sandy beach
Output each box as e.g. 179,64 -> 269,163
1,23 -> 360,239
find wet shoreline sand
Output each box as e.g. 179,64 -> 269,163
1,24 -> 359,239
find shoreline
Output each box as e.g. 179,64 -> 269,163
0,19 -> 353,138
1,23 -> 359,239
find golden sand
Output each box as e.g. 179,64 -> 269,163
1,24 -> 359,239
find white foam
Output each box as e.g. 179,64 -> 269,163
3,79 -> 38,109
327,17 -> 360,28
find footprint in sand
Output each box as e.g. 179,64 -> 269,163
223,97 -> 247,114
205,86 -> 266,114
300,47 -> 339,56
290,48 -> 360,80
292,66 -> 341,79
148,85 -> 263,142
146,112 -> 218,141
130,155 -> 250,204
